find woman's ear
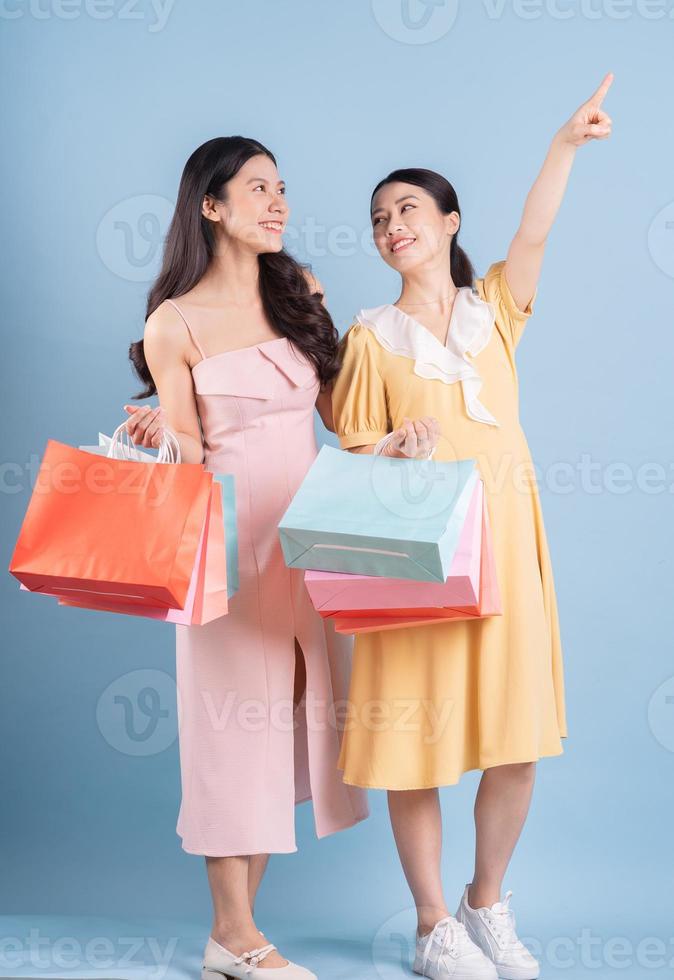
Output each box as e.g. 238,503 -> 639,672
445,210 -> 461,238
201,194 -> 221,223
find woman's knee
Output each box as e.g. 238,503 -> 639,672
488,760 -> 536,780
293,638 -> 307,708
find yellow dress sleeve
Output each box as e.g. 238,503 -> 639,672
331,322 -> 390,450
477,259 -> 537,351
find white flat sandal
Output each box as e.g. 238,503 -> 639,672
201,935 -> 317,980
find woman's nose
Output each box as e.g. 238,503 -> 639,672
270,196 -> 288,214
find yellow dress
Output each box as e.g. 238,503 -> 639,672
330,260 -> 568,790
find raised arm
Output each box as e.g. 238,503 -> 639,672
505,71 -> 614,312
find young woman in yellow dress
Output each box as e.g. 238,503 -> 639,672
331,74 -> 613,980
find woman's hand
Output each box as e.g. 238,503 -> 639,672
503,73 -> 614,312
382,416 -> 440,459
123,404 -> 167,449
557,72 -> 613,147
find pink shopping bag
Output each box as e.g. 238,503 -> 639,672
305,480 -> 483,613
329,485 -> 501,634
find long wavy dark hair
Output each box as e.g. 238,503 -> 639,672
129,136 -> 340,399
370,167 -> 475,287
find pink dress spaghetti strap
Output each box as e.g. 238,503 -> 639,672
168,299 -> 369,856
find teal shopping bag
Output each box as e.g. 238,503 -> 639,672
214,474 -> 239,598
278,445 -> 478,583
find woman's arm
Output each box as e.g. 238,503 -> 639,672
125,303 -> 205,464
505,71 -> 614,312
316,383 -> 335,431
302,267 -> 339,432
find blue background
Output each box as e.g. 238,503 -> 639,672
2,1 -> 673,978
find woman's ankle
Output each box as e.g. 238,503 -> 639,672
416,904 -> 451,938
211,918 -> 260,948
467,879 -> 504,910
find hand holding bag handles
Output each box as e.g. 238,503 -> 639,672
373,430 -> 436,460
106,418 -> 182,464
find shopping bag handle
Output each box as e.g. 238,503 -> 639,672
373,431 -> 435,460
107,419 -> 182,464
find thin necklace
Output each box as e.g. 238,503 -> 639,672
395,289 -> 461,310
395,291 -> 461,348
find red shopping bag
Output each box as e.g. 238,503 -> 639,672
329,488 -> 501,634
9,438 -> 212,609
51,481 -> 229,624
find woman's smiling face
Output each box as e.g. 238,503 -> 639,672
205,153 -> 289,255
370,180 -> 459,272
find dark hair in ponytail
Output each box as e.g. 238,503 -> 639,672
129,135 -> 341,399
370,168 -> 475,287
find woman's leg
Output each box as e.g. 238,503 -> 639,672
203,645 -> 310,966
206,855 -> 288,966
248,855 -> 270,915
246,641 -> 305,916
293,637 -> 307,707
387,788 -> 449,935
468,761 -> 536,908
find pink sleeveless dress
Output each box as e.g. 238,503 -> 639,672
167,299 -> 369,856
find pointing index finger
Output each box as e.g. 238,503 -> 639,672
588,71 -> 614,108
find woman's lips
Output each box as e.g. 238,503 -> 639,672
391,237 -> 416,254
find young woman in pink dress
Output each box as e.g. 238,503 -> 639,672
124,136 -> 368,980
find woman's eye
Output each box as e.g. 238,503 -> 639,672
372,216 -> 383,226
401,204 -> 415,213
253,184 -> 265,192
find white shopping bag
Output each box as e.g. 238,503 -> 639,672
79,423 -> 179,462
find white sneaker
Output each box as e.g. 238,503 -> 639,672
201,935 -> 317,979
455,884 -> 540,979
413,915 -> 498,979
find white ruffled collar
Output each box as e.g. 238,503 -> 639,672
356,286 -> 499,426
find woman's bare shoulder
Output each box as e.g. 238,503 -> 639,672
143,300 -> 191,361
